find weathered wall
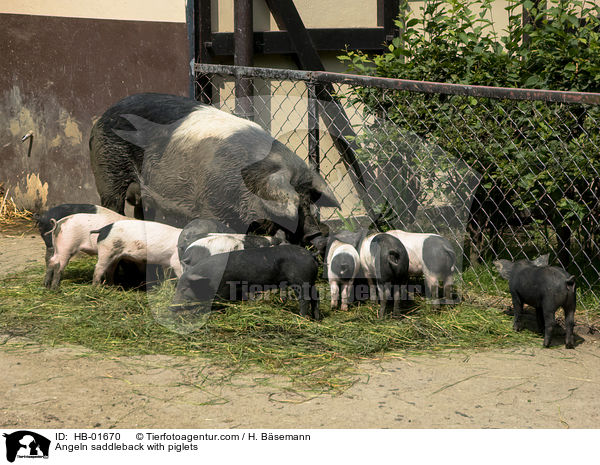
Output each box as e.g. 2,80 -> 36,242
0,12 -> 188,210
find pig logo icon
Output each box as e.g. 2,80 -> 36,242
3,431 -> 50,462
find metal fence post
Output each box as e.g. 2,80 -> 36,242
307,81 -> 320,171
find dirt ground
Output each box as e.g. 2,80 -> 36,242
1,220 -> 600,429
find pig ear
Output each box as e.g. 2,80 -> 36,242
260,170 -> 301,220
531,254 -> 549,267
310,172 -> 340,208
494,259 -> 514,280
112,113 -> 167,149
242,159 -> 300,223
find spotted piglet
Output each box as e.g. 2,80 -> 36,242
36,204 -> 124,266
180,233 -> 284,272
358,233 -> 409,318
386,229 -> 456,304
92,220 -> 183,285
326,239 -> 361,311
44,211 -> 127,289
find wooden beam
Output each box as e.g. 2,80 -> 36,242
264,0 -> 324,70
210,28 -> 388,55
234,0 -> 254,119
381,0 -> 400,41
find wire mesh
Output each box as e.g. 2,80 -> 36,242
195,64 -> 600,309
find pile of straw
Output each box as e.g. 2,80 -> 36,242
0,182 -> 32,223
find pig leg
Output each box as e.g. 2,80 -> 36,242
512,293 -> 523,332
392,284 -> 401,317
442,275 -> 455,304
298,295 -> 310,318
367,277 -> 377,303
424,274 -> 440,305
542,303 -> 556,348
45,251 -> 73,289
43,261 -> 56,288
563,300 -> 576,349
310,285 -> 320,321
44,250 -> 58,287
377,282 -> 391,319
291,285 -> 310,318
340,281 -> 352,311
100,191 -> 126,215
535,307 -> 545,335
44,247 -> 53,267
330,281 -> 340,309
93,254 -> 119,285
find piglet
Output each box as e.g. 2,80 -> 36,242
180,233 -> 284,271
92,220 -> 183,284
171,245 -> 320,319
326,239 -> 360,311
494,255 -> 576,348
359,233 -> 409,318
36,204 -> 123,265
177,218 -> 235,261
44,211 -> 127,289
386,229 -> 456,304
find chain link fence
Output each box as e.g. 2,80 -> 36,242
194,63 -> 600,309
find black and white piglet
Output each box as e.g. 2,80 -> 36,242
179,233 -> 284,271
36,203 -> 125,265
358,233 -> 409,318
92,220 -> 183,284
171,245 -> 320,319
386,229 -> 456,303
177,218 -> 235,261
326,239 -> 361,311
43,211 -> 127,289
494,255 -> 576,349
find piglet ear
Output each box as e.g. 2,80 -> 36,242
310,171 -> 340,208
531,254 -> 549,267
494,259 -> 514,280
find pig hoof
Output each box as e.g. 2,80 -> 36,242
565,342 -> 574,349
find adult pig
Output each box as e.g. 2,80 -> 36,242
494,255 -> 575,348
89,93 -> 339,243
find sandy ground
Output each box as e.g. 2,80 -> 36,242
1,220 -> 600,429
